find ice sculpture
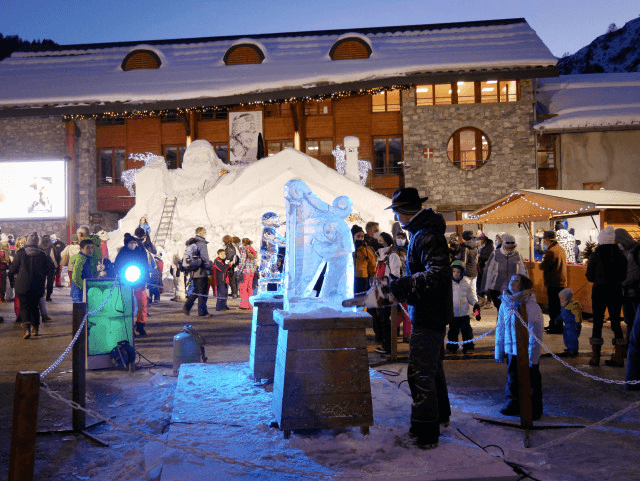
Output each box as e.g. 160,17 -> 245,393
282,180 -> 355,313
257,212 -> 286,295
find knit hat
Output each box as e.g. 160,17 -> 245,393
351,225 -> 364,237
501,234 -> 516,246
558,288 -> 574,302
134,227 -> 146,238
26,231 -> 39,247
451,259 -> 465,272
123,233 -> 135,245
379,232 -> 393,247
597,226 -> 616,245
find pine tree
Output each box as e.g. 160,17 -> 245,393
582,240 -> 597,261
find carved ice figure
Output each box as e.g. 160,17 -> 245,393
257,212 -> 286,295
283,180 -> 354,312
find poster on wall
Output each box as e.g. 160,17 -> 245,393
0,160 -> 67,220
228,111 -> 263,164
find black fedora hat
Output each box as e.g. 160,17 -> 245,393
385,187 -> 428,212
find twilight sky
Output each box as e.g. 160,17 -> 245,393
1,0 -> 638,57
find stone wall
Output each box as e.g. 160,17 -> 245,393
401,79 -> 537,210
0,116 -> 120,240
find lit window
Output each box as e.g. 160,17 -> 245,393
434,84 -> 452,105
537,134 -> 556,168
456,81 -> 475,104
373,137 -> 403,175
480,80 -> 498,103
417,80 -> 519,106
447,127 -> 490,170
500,80 -> 518,102
99,149 -> 126,185
264,103 -> 291,118
372,90 -> 401,112
267,141 -> 294,156
306,139 -> 335,168
304,99 -> 332,116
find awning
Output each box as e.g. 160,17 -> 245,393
446,189 -> 640,225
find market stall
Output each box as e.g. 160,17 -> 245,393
449,189 -> 640,313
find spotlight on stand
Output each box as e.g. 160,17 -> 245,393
120,264 -> 142,285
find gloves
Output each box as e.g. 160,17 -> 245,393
473,303 -> 481,321
363,277 -> 397,308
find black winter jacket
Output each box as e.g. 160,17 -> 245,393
8,247 -> 55,297
459,240 -> 479,278
478,238 -> 494,272
586,244 -> 627,288
389,209 -> 453,332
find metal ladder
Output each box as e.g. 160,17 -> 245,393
153,197 -> 177,249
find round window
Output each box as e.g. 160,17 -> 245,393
447,127 -> 490,170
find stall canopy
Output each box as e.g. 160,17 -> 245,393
450,189 -> 640,225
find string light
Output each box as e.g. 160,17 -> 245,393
466,191 -> 597,221
61,85 -> 409,121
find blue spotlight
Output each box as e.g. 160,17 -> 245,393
124,265 -> 142,284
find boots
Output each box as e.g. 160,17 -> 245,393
589,337 -> 603,366
604,338 -> 625,367
135,322 -> 147,336
23,323 -> 32,339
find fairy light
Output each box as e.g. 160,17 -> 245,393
332,145 -> 346,174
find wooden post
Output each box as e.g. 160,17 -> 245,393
65,121 -> 77,244
389,306 -> 398,360
516,303 -> 533,429
9,371 -> 40,481
72,302 -> 87,432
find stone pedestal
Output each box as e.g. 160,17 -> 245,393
248,295 -> 284,381
272,310 -> 373,438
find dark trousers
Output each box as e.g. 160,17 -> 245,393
592,283 -> 624,339
18,292 -> 41,329
184,276 -> 209,316
447,315 -> 474,352
490,289 -> 502,311
626,305 -> 640,390
229,270 -> 239,297
46,270 -> 54,299
622,295 -> 639,345
216,281 -> 228,311
408,326 -> 451,442
546,285 -> 564,330
504,354 -> 543,416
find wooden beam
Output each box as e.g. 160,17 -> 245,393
9,371 -> 40,481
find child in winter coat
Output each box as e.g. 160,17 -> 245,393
495,274 -> 544,420
214,249 -> 231,311
448,260 -> 480,354
557,288 -> 582,357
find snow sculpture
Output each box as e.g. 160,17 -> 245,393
282,180 -> 354,313
332,138 -> 371,186
257,212 -> 286,295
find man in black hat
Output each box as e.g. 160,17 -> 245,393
384,187 -> 453,449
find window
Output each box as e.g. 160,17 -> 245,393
372,90 -> 401,112
373,137 -> 403,175
306,139 -> 335,167
304,99 -> 332,116
99,148 -> 126,185
264,103 -> 291,118
161,112 -> 182,123
583,182 -> 604,190
214,144 -> 229,164
447,128 -> 490,170
330,38 -> 371,60
200,110 -> 228,121
121,50 -> 161,71
96,117 -> 125,126
416,80 -> 519,105
267,141 -> 294,156
164,146 -> 186,170
537,134 -> 557,168
224,44 -> 264,65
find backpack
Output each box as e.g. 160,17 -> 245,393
182,238 -> 202,272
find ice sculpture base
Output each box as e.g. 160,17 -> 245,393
248,295 -> 284,381
271,309 -> 373,438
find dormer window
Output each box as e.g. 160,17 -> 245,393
224,44 -> 265,65
330,38 -> 371,60
121,49 -> 162,71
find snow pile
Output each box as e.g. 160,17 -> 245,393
107,140 -> 395,271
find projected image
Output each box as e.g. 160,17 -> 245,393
0,160 -> 67,219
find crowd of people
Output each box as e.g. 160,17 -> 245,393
2,193 -> 640,451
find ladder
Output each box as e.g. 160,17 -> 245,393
153,197 -> 177,249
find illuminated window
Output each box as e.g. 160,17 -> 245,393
480,80 -> 498,103
264,103 -> 291,118
537,134 -> 557,168
121,50 -> 161,71
99,148 -> 126,185
306,139 -> 335,167
373,137 -> 403,175
500,80 -> 519,102
330,38 -> 371,60
224,44 -> 264,65
164,145 -> 186,169
456,81 -> 475,104
304,99 -> 332,116
267,141 -> 294,156
447,127 -> 490,170
372,90 -> 401,112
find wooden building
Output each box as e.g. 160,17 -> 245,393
0,18 -> 557,237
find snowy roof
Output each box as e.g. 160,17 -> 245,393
0,18 -> 557,117
534,72 -> 640,132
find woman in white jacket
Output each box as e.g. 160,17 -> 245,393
495,274 -> 544,420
